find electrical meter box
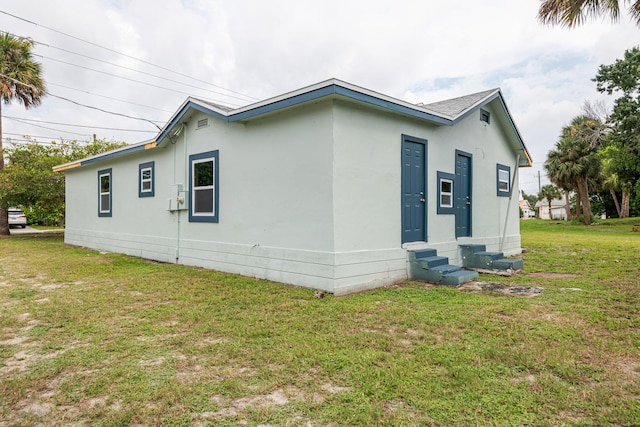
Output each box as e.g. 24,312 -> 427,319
167,184 -> 187,211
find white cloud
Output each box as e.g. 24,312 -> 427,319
1,0 -> 637,195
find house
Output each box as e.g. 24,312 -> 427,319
519,197 -> 535,219
54,79 -> 532,295
535,199 -> 567,220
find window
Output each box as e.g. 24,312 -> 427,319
189,150 -> 219,222
440,180 -> 453,207
480,108 -> 490,124
437,171 -> 455,214
497,164 -> 510,197
98,168 -> 112,217
138,161 -> 155,197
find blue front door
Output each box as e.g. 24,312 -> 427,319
455,150 -> 472,238
401,136 -> 427,243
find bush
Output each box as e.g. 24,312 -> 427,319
24,204 -> 65,226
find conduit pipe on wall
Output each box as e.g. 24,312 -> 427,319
499,154 -> 520,252
175,123 -> 187,263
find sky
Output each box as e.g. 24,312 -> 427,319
0,0 -> 637,195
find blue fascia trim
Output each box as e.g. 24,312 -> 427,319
494,94 -> 531,166
228,85 -> 451,125
157,101 -> 230,144
81,144 -> 147,167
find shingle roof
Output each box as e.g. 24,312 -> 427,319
420,89 -> 499,119
54,79 -> 532,171
192,98 -> 234,112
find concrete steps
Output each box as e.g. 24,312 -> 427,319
459,244 -> 524,271
407,249 -> 479,286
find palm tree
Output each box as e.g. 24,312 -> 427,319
538,184 -> 562,219
0,33 -> 46,235
538,0 -> 640,27
545,116 -> 603,225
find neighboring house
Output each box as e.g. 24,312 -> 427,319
535,199 -> 567,220
519,198 -> 535,219
54,79 -> 532,295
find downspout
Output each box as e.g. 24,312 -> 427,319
499,154 -> 520,252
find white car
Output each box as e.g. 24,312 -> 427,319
8,209 -> 27,228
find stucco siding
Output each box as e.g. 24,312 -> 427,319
62,89 -> 524,294
175,101 -> 335,252
64,100 -> 340,292
331,98 -> 521,266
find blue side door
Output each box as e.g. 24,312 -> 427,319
401,136 -> 427,243
455,150 -> 472,238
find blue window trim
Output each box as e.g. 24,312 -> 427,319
480,108 -> 490,124
98,168 -> 112,217
497,163 -> 511,197
189,150 -> 219,223
138,161 -> 155,198
436,171 -> 455,214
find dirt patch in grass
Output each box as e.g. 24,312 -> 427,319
459,282 -> 544,297
203,387 -> 301,419
527,272 -> 578,279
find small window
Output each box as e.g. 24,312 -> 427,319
98,168 -> 112,217
437,171 -> 455,214
480,109 -> 490,124
440,180 -> 453,207
189,150 -> 219,222
139,161 -> 155,198
497,164 -> 510,197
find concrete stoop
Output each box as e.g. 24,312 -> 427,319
407,249 -> 479,286
459,244 -> 524,271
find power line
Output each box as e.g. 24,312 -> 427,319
5,116 -> 91,137
4,115 -> 157,133
46,91 -> 164,129
48,82 -> 174,114
4,131 -> 84,140
3,132 -> 81,144
37,54 -> 245,107
35,41 -> 255,103
0,71 -> 163,130
0,10 -> 258,100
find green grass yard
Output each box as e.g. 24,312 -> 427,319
1,219 -> 639,426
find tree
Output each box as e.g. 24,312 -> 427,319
0,138 -> 127,226
538,0 -> 640,27
538,184 -> 562,219
600,144 -> 634,217
545,115 -> 604,224
0,33 -> 45,235
594,47 -> 640,218
521,190 -> 539,209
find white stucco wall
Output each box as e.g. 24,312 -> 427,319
64,95 -> 523,295
65,101 -> 340,292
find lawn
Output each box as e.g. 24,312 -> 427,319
0,219 -> 639,426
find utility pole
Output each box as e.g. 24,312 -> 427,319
538,170 -> 541,193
